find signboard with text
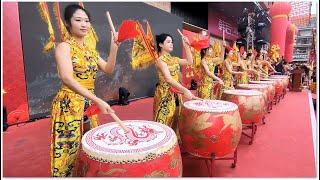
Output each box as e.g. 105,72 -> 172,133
208,10 -> 239,41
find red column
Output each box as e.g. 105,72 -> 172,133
284,23 -> 297,62
269,2 -> 292,56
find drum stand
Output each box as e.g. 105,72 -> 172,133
273,94 -> 281,104
282,89 -> 286,99
262,116 -> 266,124
268,101 -> 272,112
242,123 -> 257,145
182,149 -> 238,177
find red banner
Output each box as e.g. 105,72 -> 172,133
181,30 -> 203,88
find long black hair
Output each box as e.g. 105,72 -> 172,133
200,47 -> 210,60
155,33 -> 173,53
64,4 -> 91,32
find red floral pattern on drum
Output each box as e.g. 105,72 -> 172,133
237,84 -> 268,113
184,100 -> 238,112
249,81 -> 276,102
93,126 -> 162,146
269,76 -> 289,92
222,91 -> 264,124
179,100 -> 242,158
84,122 -> 172,154
261,79 -> 283,97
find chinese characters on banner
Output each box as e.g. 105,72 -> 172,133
218,19 -> 239,38
208,10 -> 239,41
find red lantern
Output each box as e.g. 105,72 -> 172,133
269,2 -> 292,56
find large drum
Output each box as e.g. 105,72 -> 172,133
75,120 -> 182,177
260,78 -> 283,98
179,100 -> 242,158
249,80 -> 275,103
269,75 -> 290,94
222,89 -> 264,125
236,83 -> 268,114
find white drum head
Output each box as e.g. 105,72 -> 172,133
183,100 -> 238,113
223,89 -> 262,96
238,84 -> 268,89
82,120 -> 177,163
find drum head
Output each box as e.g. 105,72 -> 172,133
183,100 -> 238,113
82,120 -> 177,163
238,84 -> 268,89
249,80 -> 274,84
269,75 -> 289,78
223,89 -> 262,96
261,78 -> 279,81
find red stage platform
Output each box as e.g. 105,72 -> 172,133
3,91 -> 317,177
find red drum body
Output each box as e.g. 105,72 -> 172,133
261,78 -> 283,97
237,84 -> 269,114
179,100 -> 242,158
269,75 -> 290,92
222,90 -> 264,124
249,81 -> 275,102
75,120 -> 182,177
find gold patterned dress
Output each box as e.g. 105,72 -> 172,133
197,57 -> 218,99
153,54 -> 181,128
250,61 -> 261,81
222,58 -> 234,90
237,61 -> 249,84
215,58 -> 234,99
257,61 -> 268,79
262,62 -> 270,77
50,37 -> 100,177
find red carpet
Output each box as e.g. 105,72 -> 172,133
3,92 -> 316,177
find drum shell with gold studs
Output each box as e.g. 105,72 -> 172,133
74,120 -> 182,177
222,89 -> 264,124
236,84 -> 268,114
249,80 -> 275,102
179,100 -> 242,158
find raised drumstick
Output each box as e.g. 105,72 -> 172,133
177,29 -> 183,36
106,11 -> 116,34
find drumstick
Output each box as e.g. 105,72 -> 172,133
177,29 -> 183,36
177,29 -> 190,46
106,11 -> 116,34
110,113 -> 130,133
223,30 -> 225,42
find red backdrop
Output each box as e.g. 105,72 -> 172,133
3,2 -> 30,124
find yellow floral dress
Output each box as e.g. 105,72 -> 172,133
257,61 -> 268,79
50,37 -> 100,177
198,57 -> 218,99
237,60 -> 249,84
216,58 -> 234,99
262,62 -> 270,78
222,58 -> 234,89
153,54 -> 181,127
